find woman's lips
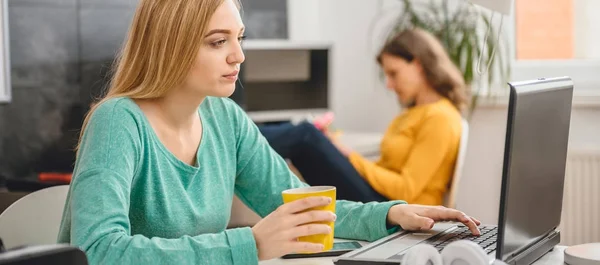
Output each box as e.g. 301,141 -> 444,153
223,70 -> 239,81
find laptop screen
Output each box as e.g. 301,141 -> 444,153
497,77 -> 573,260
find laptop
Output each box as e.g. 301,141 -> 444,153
334,76 -> 574,265
0,243 -> 88,265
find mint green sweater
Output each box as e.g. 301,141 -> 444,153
57,97 -> 404,265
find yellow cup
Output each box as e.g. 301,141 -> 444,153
281,186 -> 337,252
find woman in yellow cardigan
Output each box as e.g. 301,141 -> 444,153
259,28 -> 467,206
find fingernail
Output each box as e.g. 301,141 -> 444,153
333,214 -> 337,221
319,244 -> 325,250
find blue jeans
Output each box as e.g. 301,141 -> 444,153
258,122 -> 387,203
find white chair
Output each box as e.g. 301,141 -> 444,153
0,185 -> 69,249
444,119 -> 469,208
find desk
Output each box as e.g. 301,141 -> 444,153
260,246 -> 567,265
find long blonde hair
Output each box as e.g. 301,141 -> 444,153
377,28 -> 468,112
77,0 -> 234,153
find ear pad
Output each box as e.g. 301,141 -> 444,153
441,240 -> 489,265
402,244 -> 443,265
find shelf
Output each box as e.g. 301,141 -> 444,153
242,40 -> 332,51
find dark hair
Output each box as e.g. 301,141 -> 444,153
377,28 -> 468,111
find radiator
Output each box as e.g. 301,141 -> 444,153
559,151 -> 600,246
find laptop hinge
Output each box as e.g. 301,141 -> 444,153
505,228 -> 559,261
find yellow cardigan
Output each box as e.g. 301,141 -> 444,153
348,98 -> 462,205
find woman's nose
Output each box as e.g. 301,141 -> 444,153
386,79 -> 395,91
227,42 -> 245,65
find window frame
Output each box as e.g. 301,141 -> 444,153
505,2 -> 600,95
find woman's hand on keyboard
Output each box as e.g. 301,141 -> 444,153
386,204 -> 481,235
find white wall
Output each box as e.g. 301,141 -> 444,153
574,0 -> 600,59
314,0 -> 401,132
457,106 -> 508,224
287,0 -> 322,41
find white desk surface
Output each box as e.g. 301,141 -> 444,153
260,245 -> 567,265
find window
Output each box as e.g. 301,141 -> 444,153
508,0 -> 600,94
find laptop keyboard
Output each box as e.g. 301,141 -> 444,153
425,225 -> 498,254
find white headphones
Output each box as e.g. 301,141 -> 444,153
402,240 -> 509,265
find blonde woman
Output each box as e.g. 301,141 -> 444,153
58,1 -> 480,264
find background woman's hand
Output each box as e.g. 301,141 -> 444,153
310,112 -> 353,156
251,196 -> 337,261
386,204 -> 481,235
312,112 -> 335,132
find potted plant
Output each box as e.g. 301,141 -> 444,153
384,0 -> 510,116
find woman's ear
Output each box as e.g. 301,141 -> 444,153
410,59 -> 424,74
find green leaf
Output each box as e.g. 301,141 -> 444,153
465,35 -> 474,85
456,32 -> 470,75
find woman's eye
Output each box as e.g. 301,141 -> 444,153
238,35 -> 247,43
212,39 -> 227,48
